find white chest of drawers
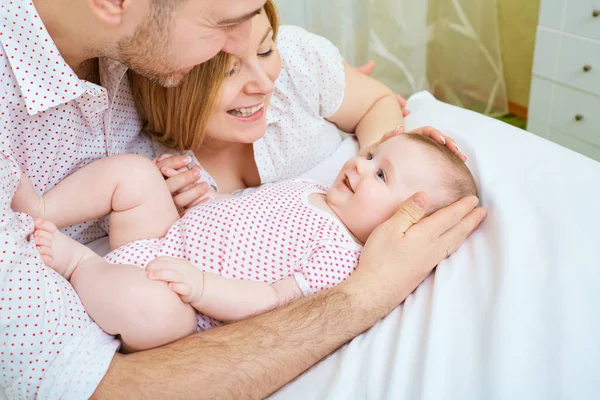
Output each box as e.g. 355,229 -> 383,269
527,0 -> 600,161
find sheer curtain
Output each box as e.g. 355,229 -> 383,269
275,0 -> 508,116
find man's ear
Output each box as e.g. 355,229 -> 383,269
87,0 -> 126,26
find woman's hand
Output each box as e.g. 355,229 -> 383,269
341,192 -> 486,316
356,60 -> 410,117
410,126 -> 468,162
154,154 -> 211,212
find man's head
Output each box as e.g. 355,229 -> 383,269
87,0 -> 266,86
327,132 -> 478,243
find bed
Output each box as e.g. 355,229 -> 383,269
2,91 -> 599,399
271,91 -> 600,399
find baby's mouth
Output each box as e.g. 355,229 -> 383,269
343,176 -> 354,193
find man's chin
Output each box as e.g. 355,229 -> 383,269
154,71 -> 187,88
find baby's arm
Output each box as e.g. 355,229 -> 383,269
327,62 -> 405,150
146,257 -> 304,322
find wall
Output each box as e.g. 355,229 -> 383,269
497,0 -> 540,111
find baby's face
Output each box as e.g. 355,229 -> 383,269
327,135 -> 445,243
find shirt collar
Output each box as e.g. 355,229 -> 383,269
0,1 -> 86,115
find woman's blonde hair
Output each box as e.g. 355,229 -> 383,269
129,1 -> 280,152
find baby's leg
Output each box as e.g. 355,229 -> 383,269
41,154 -> 179,250
34,219 -> 197,352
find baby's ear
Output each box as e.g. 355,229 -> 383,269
379,125 -> 405,144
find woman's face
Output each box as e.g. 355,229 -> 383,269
205,11 -> 282,145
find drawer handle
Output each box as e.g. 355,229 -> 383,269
594,10 -> 600,17
575,114 -> 584,122
583,65 -> 592,72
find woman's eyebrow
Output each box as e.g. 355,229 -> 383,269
261,27 -> 274,43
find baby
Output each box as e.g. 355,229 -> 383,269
11,130 -> 477,351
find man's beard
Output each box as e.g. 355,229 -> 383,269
117,11 -> 184,87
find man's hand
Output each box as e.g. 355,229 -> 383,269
356,60 -> 410,117
342,192 -> 486,317
154,154 -> 210,212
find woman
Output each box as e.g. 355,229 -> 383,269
129,0 -> 465,200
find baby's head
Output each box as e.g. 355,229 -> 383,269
327,131 -> 478,243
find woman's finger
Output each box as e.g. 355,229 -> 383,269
165,167 -> 201,194
438,207 -> 487,258
156,155 -> 192,171
160,166 -> 181,178
417,195 -> 480,237
154,154 -> 174,164
172,182 -> 210,210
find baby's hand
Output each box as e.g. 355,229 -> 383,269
146,257 -> 204,308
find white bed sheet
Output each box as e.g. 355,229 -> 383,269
2,92 -> 599,400
270,91 -> 600,399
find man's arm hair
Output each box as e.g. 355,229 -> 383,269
92,285 -> 376,399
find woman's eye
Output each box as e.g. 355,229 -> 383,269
258,48 -> 274,58
227,64 -> 240,77
366,153 -> 373,160
377,170 -> 386,181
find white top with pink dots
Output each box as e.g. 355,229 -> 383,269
105,180 -> 363,331
256,25 -> 346,183
0,152 -> 119,400
188,25 -> 347,191
0,2 -> 157,245
1,1 -> 152,398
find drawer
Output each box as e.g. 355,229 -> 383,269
538,0 -> 566,30
556,35 -> 600,96
548,128 -> 600,162
563,0 -> 600,41
549,84 -> 600,147
532,28 -> 561,79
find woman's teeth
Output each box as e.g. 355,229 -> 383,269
228,103 -> 264,117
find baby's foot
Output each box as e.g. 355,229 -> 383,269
33,219 -> 95,279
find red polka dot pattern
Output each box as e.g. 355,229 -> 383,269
1,2 -> 156,397
105,180 -> 362,331
0,152 -> 119,399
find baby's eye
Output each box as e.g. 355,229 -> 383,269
377,169 -> 386,182
366,153 -> 373,160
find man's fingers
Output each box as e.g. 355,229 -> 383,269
172,182 -> 210,210
419,196 -> 480,237
156,155 -> 191,171
385,192 -> 429,236
439,207 -> 487,257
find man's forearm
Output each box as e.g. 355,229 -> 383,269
92,284 -> 378,399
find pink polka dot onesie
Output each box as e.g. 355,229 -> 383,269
105,180 -> 363,331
